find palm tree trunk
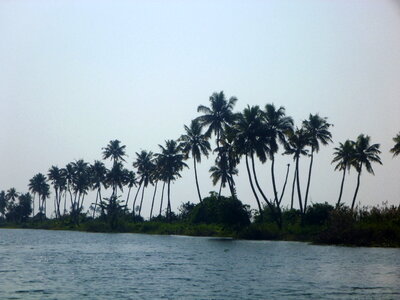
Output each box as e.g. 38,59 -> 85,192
138,185 -> 146,217
125,186 -> 132,210
271,155 -> 279,205
279,164 -> 290,206
93,189 -> 99,218
218,181 -> 223,199
351,170 -> 361,211
245,154 -> 263,214
57,189 -> 62,218
132,181 -> 143,215
295,156 -> 303,213
291,163 -> 296,209
251,153 -> 280,227
32,194 -> 35,217
150,181 -> 158,219
250,153 -> 271,207
304,149 -> 314,212
167,179 -> 171,221
193,159 -> 202,203
63,190 -> 67,215
337,168 -> 346,207
159,181 -> 166,216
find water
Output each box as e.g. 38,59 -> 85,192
0,229 -> 399,299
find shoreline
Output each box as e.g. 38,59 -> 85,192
1,221 -> 399,249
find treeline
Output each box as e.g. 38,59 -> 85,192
1,91 -> 399,231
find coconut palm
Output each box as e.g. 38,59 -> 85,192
102,140 -> 127,166
209,152 -> 238,200
6,188 -> 18,206
331,140 -> 355,207
71,160 -> 91,215
302,114 -> 332,211
390,132 -> 400,157
28,173 -> 50,219
284,128 -> 309,213
89,160 -> 109,217
350,134 -> 382,210
196,91 -> 237,152
48,166 -> 65,218
234,106 -> 271,214
156,140 -> 188,220
124,170 -> 137,211
179,119 -> 211,203
106,161 -> 127,199
263,104 -> 294,205
132,150 -> 154,218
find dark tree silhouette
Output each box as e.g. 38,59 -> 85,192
28,173 -> 49,219
390,132 -> 400,157
89,160 -> 108,217
302,114 -> 332,211
156,140 -> 188,220
196,91 -> 237,153
331,140 -> 355,207
351,134 -> 382,210
263,104 -> 293,205
284,128 -> 309,213
102,140 -> 127,166
179,119 -> 211,203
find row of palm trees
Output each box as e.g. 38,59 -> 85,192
2,91 -> 399,224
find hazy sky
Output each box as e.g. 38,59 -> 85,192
1,0 -> 399,217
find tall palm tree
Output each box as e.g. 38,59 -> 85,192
71,160 -> 90,215
302,114 -> 332,211
351,134 -> 382,210
284,128 -> 309,213
6,188 -> 18,213
263,104 -> 294,205
124,170 -> 137,211
106,162 -> 127,199
390,132 -> 400,157
196,91 -> 237,152
179,119 -> 211,203
102,140 -> 127,166
89,160 -> 108,217
28,173 -> 50,219
234,106 -> 270,214
48,166 -> 64,218
132,150 -> 154,217
331,140 -> 355,207
156,140 -> 188,220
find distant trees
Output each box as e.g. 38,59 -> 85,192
1,90 -> 393,227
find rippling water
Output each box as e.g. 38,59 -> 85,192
0,229 -> 399,299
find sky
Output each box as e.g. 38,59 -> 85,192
1,0 -> 399,218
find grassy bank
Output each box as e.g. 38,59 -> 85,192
2,204 -> 400,248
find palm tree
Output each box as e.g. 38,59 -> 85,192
0,190 -> 7,218
351,134 -> 382,210
28,173 -> 50,219
89,160 -> 108,217
234,106 -> 270,214
209,153 -> 238,199
156,140 -> 188,220
302,114 -> 332,211
48,166 -> 64,218
71,160 -> 90,215
196,91 -> 237,152
284,128 -> 309,213
132,150 -> 154,218
5,188 -> 19,214
390,132 -> 400,157
331,140 -> 355,207
102,140 -> 127,166
106,162 -> 127,199
179,119 -> 211,203
263,104 -> 294,205
124,170 -> 137,211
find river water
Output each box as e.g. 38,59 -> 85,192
0,229 -> 399,299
